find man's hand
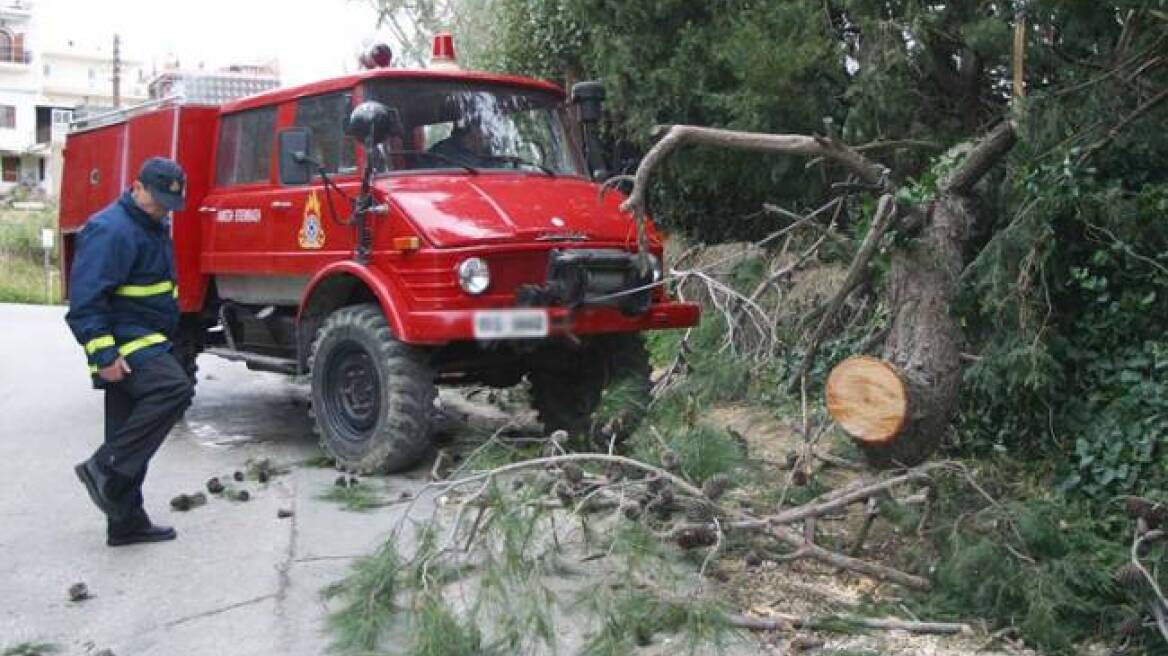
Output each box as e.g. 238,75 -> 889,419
99,357 -> 132,383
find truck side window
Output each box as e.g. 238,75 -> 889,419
215,107 -> 276,186
294,93 -> 356,175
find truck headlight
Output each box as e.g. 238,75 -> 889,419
457,257 -> 490,295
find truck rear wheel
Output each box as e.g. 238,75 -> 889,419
529,333 -> 651,449
308,303 -> 436,474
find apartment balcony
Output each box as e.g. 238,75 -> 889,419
0,47 -> 31,71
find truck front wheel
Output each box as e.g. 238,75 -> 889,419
308,303 -> 436,474
529,333 -> 651,449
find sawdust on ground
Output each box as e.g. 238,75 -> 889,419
705,402 -> 1035,656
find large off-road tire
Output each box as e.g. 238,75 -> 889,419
529,333 -> 651,449
308,303 -> 436,474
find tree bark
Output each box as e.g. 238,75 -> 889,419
846,122 -> 1016,466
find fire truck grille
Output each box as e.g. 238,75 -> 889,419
515,248 -> 654,316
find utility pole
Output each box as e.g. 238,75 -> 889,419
112,33 -> 121,108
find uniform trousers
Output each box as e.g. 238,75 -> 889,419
91,352 -> 193,531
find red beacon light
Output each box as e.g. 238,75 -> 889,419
359,43 -> 393,69
430,32 -> 459,70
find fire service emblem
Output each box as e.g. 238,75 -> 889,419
298,190 -> 326,249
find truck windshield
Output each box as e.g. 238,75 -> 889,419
364,79 -> 587,177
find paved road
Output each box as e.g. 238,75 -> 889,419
0,303 -> 430,655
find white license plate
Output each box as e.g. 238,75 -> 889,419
473,309 -> 549,339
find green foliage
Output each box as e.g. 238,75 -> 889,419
409,592 -> 489,656
577,586 -> 740,656
317,482 -> 392,512
323,540 -> 408,652
909,470 -> 1152,654
0,210 -> 60,305
1,644 -> 59,656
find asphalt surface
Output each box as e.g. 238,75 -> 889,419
0,303 -> 432,655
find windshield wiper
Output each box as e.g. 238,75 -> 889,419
479,155 -> 556,177
383,150 -> 480,174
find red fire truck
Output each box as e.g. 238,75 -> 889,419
59,37 -> 699,473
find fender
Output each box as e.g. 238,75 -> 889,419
297,260 -> 411,344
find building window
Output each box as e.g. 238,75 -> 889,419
51,108 -> 72,124
293,92 -> 356,175
2,156 -> 20,183
0,105 -> 15,129
215,106 -> 276,186
42,62 -> 50,77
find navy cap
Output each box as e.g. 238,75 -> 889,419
137,157 -> 186,212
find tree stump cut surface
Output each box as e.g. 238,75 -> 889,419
825,356 -> 908,445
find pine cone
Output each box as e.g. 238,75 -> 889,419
702,474 -> 732,501
1117,614 -> 1144,636
685,501 -> 715,524
554,481 -> 575,507
561,463 -> 584,484
660,450 -> 682,472
604,462 -> 625,482
675,527 -> 717,550
1115,562 -> 1146,590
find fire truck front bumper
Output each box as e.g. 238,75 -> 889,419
403,301 -> 700,345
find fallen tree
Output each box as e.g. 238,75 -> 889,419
324,424 -> 997,654
620,122 -> 1017,467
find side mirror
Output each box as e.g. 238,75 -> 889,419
571,81 -> 606,125
344,101 -> 402,145
278,128 -> 313,185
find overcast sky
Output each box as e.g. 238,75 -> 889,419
36,0 -> 390,84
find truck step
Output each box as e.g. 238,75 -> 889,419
205,347 -> 299,376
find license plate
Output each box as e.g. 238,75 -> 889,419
473,309 -> 549,339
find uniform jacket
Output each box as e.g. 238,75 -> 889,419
65,191 -> 179,384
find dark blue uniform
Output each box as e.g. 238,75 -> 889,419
66,190 -> 193,538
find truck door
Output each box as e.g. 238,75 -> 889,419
201,106 -> 282,287
268,91 -> 362,272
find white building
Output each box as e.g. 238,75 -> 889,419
0,0 -> 147,197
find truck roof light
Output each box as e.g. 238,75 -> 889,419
431,32 -> 459,70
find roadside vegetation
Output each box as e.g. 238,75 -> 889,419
333,1 -> 1166,653
0,208 -> 61,305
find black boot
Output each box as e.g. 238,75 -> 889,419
107,509 -> 176,547
75,459 -> 128,521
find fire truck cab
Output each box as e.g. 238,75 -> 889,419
59,38 -> 699,473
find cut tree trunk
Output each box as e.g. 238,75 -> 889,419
827,123 -> 1017,467
863,194 -> 969,466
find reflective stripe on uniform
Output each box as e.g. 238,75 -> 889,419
118,333 -> 168,357
173,285 -> 180,298
114,280 -> 175,297
85,334 -> 116,354
88,364 -> 99,374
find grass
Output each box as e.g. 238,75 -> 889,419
1,644 -> 59,656
0,253 -> 60,304
317,481 -> 392,512
0,209 -> 61,305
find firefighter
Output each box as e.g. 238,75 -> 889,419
66,157 -> 194,547
430,118 -> 494,167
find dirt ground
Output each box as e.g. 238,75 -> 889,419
705,403 -> 1035,656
